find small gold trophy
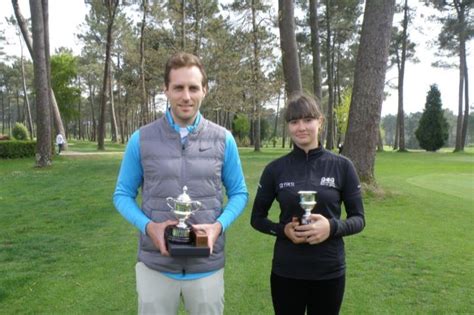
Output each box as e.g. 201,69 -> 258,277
298,191 -> 317,225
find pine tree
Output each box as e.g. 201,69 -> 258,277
415,84 -> 449,152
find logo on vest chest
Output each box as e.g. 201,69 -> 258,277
199,147 -> 211,152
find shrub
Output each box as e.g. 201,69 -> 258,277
236,136 -> 251,147
12,122 -> 30,140
0,141 -> 36,159
415,84 -> 449,151
232,114 -> 250,141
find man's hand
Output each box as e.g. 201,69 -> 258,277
192,222 -> 222,254
294,214 -> 330,245
146,220 -> 178,256
284,217 -> 306,244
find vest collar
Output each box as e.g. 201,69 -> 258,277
165,108 -> 202,134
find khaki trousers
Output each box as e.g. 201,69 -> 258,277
135,262 -> 224,315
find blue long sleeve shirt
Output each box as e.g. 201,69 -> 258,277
113,111 -> 248,280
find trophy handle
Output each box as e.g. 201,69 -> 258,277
166,197 -> 175,210
187,201 -> 201,216
192,201 -> 201,212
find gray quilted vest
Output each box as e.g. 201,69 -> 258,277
138,115 -> 226,274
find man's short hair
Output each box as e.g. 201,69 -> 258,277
164,52 -> 208,89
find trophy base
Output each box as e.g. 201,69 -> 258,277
167,228 -> 192,244
167,242 -> 210,257
165,226 -> 210,257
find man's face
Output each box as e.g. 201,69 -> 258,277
165,66 -> 206,127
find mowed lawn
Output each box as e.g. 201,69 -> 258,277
0,145 -> 473,314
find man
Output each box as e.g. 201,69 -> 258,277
113,52 -> 248,315
56,133 -> 65,155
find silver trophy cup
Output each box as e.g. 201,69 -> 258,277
298,191 -> 317,225
166,186 -> 202,244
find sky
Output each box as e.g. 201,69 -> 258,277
1,0 -> 472,117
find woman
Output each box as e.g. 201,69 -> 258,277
251,94 -> 365,315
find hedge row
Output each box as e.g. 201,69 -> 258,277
0,141 -> 36,159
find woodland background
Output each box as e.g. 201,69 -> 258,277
0,0 -> 472,183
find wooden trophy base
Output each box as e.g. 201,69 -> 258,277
165,226 -> 210,257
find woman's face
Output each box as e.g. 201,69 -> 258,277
288,117 -> 322,152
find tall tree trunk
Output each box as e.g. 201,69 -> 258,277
273,88 -> 281,148
454,43 -> 464,152
397,0 -> 409,152
43,0 -> 65,146
12,0 -> 33,57
116,54 -> 125,144
1,93 -> 5,135
310,0 -> 323,101
193,0 -> 201,54
377,128 -> 384,151
98,0 -> 119,150
453,0 -> 466,152
77,77 -> 83,140
458,1 -> 469,150
8,97 -> 12,133
252,0 -> 261,152
344,0 -> 395,184
278,0 -> 302,98
461,57 -> 469,148
20,47 -> 34,139
281,103 -> 287,149
393,119 -> 399,150
30,0 -> 51,167
324,0 -> 334,150
41,0 -> 63,144
17,89 -> 22,123
88,80 -> 97,142
109,65 -> 118,142
12,0 -> 66,148
139,0 -> 149,125
180,0 -> 186,50
124,92 -> 130,142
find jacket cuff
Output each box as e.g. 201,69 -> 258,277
329,218 -> 338,238
275,223 -> 286,238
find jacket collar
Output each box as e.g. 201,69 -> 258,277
165,108 -> 202,134
291,143 -> 324,159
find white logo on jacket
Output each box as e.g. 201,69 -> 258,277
320,177 -> 336,188
279,182 -> 295,189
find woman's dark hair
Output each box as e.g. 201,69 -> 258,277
284,94 -> 324,122
164,52 -> 208,89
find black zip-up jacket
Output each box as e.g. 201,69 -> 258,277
251,145 -> 365,280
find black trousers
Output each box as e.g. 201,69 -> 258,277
270,272 -> 345,315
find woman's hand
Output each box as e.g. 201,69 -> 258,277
294,214 -> 330,245
284,217 -> 307,244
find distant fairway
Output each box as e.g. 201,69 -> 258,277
407,173 -> 474,201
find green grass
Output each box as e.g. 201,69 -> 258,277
0,146 -> 473,314
66,139 -> 126,152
